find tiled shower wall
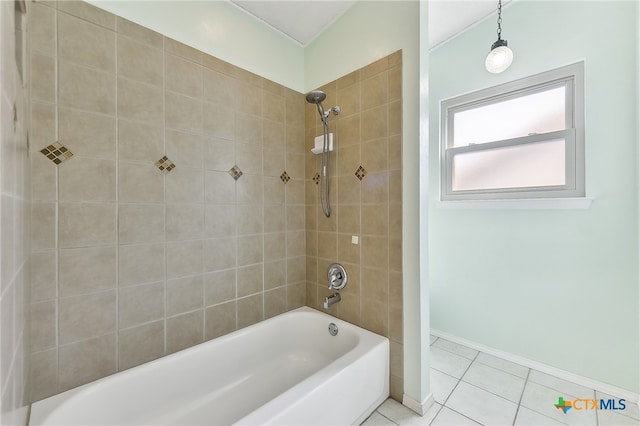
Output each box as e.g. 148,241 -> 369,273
1,0 -> 30,422
28,1 -> 306,401
304,53 -> 403,401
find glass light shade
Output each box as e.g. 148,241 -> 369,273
485,44 -> 513,74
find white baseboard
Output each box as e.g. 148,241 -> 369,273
402,392 -> 435,416
431,329 -> 640,406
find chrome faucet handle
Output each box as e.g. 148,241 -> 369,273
327,263 -> 347,290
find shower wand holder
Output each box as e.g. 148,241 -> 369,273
311,133 -> 334,155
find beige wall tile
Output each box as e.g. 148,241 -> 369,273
237,294 -> 263,329
336,175 -> 361,205
286,256 -> 305,284
389,305 -> 402,343
116,18 -> 163,49
286,230 -> 305,258
286,179 -> 304,205
31,53 -> 55,103
59,61 -> 116,115
31,154 -> 57,202
59,202 -> 116,248
166,310 -> 203,354
263,92 -> 284,123
118,203 -> 164,245
31,202 -> 56,251
203,238 -> 236,272
118,282 -> 164,329
118,243 -> 165,287
390,340 -> 403,378
362,204 -> 388,237
286,282 -> 306,310
204,269 -> 236,306
361,267 -> 389,301
361,106 -> 388,142
389,134 -> 402,171
117,35 -> 163,87
264,120 -> 285,148
166,130 -> 204,170
337,204 -> 360,234
164,38 -> 202,63
337,292 -> 361,325
58,158 -> 116,202
203,102 -> 234,140
204,204 -> 236,238
337,234 -> 360,264
361,236 -> 389,269
264,205 -> 285,234
165,92 -> 203,134
337,82 -> 361,118
57,1 -> 116,29
389,66 -> 402,102
337,145 -> 361,177
203,69 -> 237,108
117,77 -> 163,125
166,54 -> 203,98
118,119 -> 163,162
286,205 -> 305,231
167,276 -> 204,317
361,299 -> 388,336
361,172 -> 388,204
30,349 -> 58,402
59,290 -> 116,344
390,374 -> 403,403
30,3 -> 56,55
362,138 -> 388,173
118,320 -> 164,370
317,232 -> 337,260
58,13 -> 115,72
389,238 -> 402,272
235,113 -> 262,144
235,82 -> 262,116
237,235 -> 263,266
205,301 -> 236,340
264,233 -> 285,262
265,177 -> 285,204
30,102 -> 56,150
336,114 -> 360,147
118,161 -> 164,203
59,108 -> 116,159
362,72 -> 389,109
59,246 -> 116,297
205,170 -> 236,204
237,264 -> 263,297
58,334 -> 116,392
236,142 -> 263,175
264,287 -> 286,319
237,175 -> 263,204
204,137 -> 235,172
30,301 -> 56,352
389,100 -> 402,137
166,203 -> 204,241
264,259 -> 285,290
31,251 -> 57,301
167,240 -> 203,279
236,204 -> 263,235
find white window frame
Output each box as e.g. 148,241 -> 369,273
440,62 -> 585,202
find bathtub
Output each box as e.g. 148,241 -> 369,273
30,307 -> 389,425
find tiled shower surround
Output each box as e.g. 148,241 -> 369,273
305,54 -> 403,400
28,0 -> 402,403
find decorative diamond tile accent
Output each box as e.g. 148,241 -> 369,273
280,171 -> 290,184
155,156 -> 175,174
228,164 -> 243,180
40,142 -> 73,165
355,165 -> 367,181
313,172 -> 320,185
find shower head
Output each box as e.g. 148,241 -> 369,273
305,90 -> 326,104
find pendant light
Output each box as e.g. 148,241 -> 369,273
485,0 -> 513,74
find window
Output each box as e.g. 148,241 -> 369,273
440,62 -> 584,201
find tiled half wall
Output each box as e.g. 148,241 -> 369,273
28,0 -> 403,404
304,53 -> 403,401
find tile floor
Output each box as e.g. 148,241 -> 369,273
363,336 -> 639,426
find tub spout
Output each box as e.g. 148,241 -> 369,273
323,292 -> 341,309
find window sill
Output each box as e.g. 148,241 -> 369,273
436,197 -> 593,210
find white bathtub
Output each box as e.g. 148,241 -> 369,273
30,307 -> 389,425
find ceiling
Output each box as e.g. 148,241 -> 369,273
229,0 -> 511,48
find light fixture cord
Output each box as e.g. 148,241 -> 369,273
496,0 -> 503,40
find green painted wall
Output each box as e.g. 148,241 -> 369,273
429,1 -> 639,393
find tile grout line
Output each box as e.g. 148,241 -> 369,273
511,367 -> 531,426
